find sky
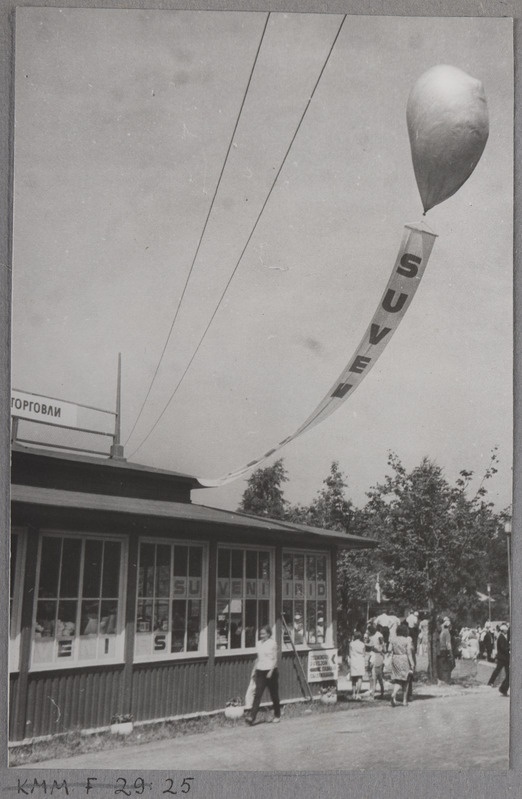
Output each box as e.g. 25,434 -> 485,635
12,10 -> 513,514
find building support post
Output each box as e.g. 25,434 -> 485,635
205,541 -> 217,711
12,527 -> 39,741
119,531 -> 138,717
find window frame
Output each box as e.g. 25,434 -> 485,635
215,543 -> 275,657
133,536 -> 209,664
9,527 -> 27,672
30,530 -> 128,672
281,548 -> 333,651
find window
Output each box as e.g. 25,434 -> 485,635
32,534 -> 125,668
282,551 -> 329,647
216,547 -> 272,651
134,541 -> 206,660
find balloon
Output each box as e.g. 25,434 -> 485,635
407,65 -> 489,213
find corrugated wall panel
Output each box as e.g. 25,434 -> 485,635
279,651 -> 312,700
9,674 -> 19,740
16,653 -> 316,740
211,656 -> 255,710
24,668 -> 123,738
131,659 -> 210,722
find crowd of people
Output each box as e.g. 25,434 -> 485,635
344,612 -> 511,705
237,613 -> 510,727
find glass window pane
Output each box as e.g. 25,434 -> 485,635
245,550 -> 257,579
317,601 -> 326,643
216,600 -> 229,649
102,541 -> 121,598
282,553 -> 293,580
217,548 -> 230,578
171,600 -> 186,652
81,600 -> 100,635
230,600 -> 243,648
154,600 -> 169,632
317,556 -> 327,581
231,549 -> 243,579
258,551 -> 270,580
39,537 -> 61,598
245,600 -> 256,648
188,547 -> 202,577
57,600 -> 77,636
83,540 -> 103,598
293,555 -> 304,581
136,600 -> 153,633
258,600 -> 269,631
306,555 -> 316,582
173,546 -> 188,577
59,539 -> 82,598
138,543 -> 155,597
294,600 -> 304,645
282,601 -> 293,644
306,601 -> 317,644
100,600 -> 118,634
36,600 -> 57,637
187,600 -> 201,651
155,545 -> 170,597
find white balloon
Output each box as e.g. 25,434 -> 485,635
407,65 -> 489,213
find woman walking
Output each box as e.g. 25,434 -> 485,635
390,622 -> 415,707
245,625 -> 281,726
349,631 -> 367,700
367,623 -> 385,699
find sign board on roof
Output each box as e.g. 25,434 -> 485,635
11,390 -> 79,429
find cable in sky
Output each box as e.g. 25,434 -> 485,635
128,14 -> 347,460
124,12 -> 271,447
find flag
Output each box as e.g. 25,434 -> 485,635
476,591 -> 495,602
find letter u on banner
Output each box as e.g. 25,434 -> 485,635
199,223 -> 437,487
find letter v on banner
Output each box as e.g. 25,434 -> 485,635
199,223 -> 436,487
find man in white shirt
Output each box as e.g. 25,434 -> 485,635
245,624 -> 281,726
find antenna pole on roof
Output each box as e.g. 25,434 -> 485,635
110,352 -> 126,460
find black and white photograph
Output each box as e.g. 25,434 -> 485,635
5,6 -> 514,778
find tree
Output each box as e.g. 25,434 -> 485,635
238,458 -> 289,519
362,452 -> 505,677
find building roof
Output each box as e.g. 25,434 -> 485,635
11,484 -> 378,550
11,443 -> 203,487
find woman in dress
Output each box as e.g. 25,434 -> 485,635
348,631 -> 366,700
390,621 -> 415,706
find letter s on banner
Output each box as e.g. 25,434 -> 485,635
199,223 -> 437,487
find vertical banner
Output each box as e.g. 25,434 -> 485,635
200,223 -> 437,487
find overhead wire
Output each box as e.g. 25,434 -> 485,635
124,12 -> 271,447
128,14 -> 347,460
